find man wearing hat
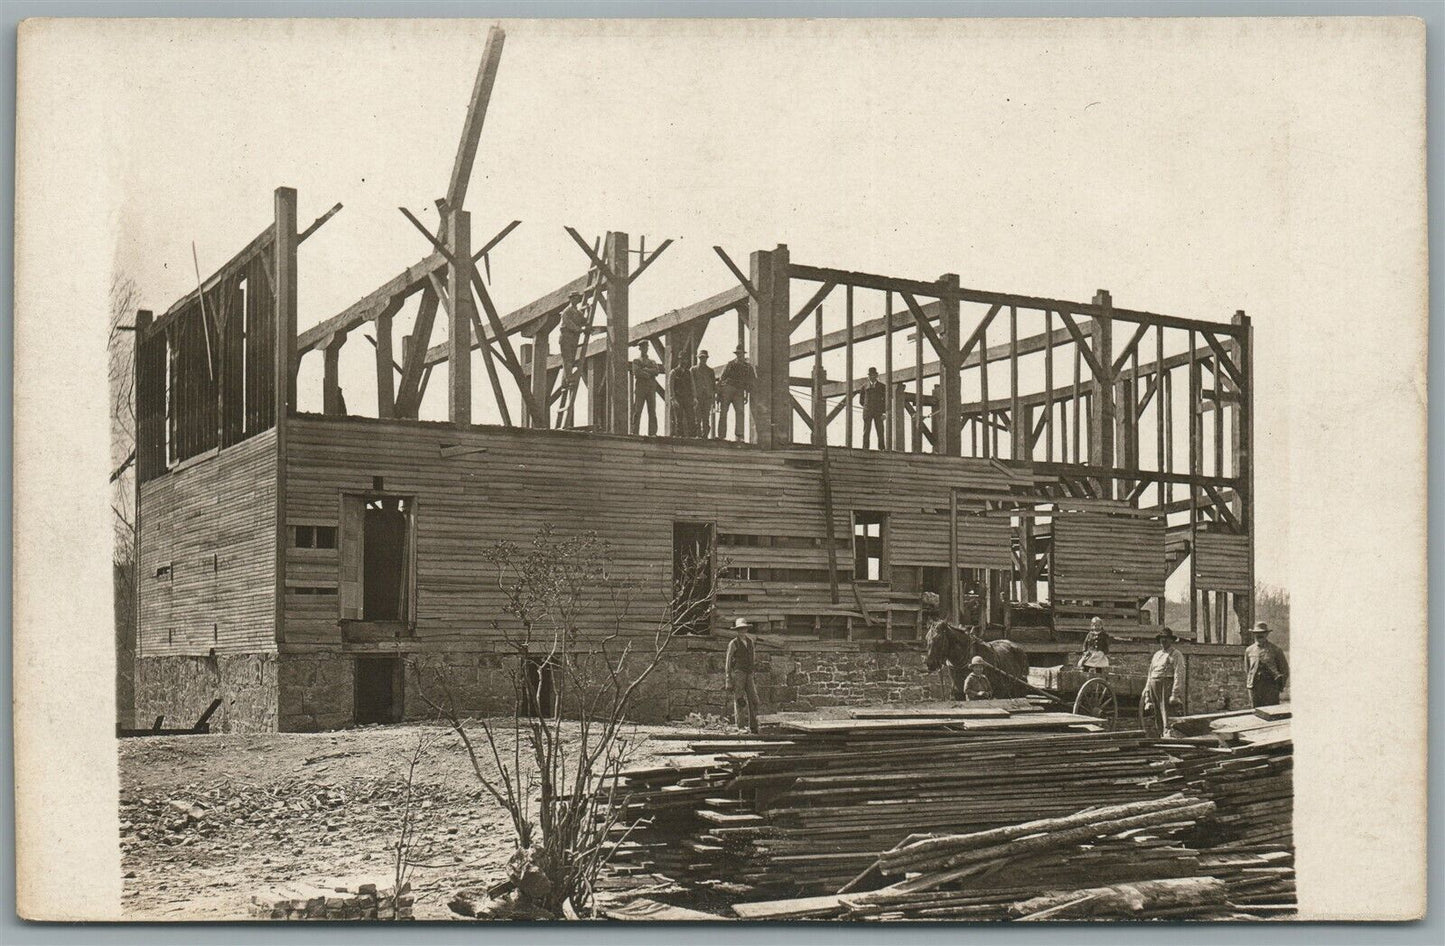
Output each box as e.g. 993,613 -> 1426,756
724,617 -> 762,733
556,291 -> 601,382
858,366 -> 888,449
691,349 -> 717,438
1245,622 -> 1289,708
962,655 -> 994,701
667,347 -> 697,437
629,341 -> 664,436
1142,627 -> 1184,733
716,346 -> 757,442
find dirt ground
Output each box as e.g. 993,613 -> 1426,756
118,720 -> 690,920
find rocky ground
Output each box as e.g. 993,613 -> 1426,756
119,719 -> 700,920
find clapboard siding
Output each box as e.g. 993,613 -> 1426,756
284,416 -> 1026,643
1193,531 -> 1252,592
1051,508 -> 1166,601
138,429 -> 277,655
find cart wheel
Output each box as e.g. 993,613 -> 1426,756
1073,677 -> 1118,730
1138,696 -> 1163,738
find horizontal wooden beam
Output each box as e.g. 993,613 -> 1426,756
297,250 -> 445,355
422,271 -> 593,368
544,284 -> 748,370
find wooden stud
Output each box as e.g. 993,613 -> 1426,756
446,25 -> 506,212
884,291 -> 895,451
375,303 -> 396,418
530,326 -> 551,429
605,233 -> 631,435
447,208 -> 473,427
272,186 -> 298,646
1089,290 -> 1115,496
937,274 -> 962,456
845,286 -> 854,448
1188,331 -> 1200,640
1009,305 -> 1020,460
322,334 -> 346,415
1234,310 -> 1254,627
1044,310 -> 1054,463
913,312 -> 923,453
812,305 -> 826,446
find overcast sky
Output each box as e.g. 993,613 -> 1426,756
99,17 -> 1425,592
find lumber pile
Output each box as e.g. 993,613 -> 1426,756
607,701 -> 1175,896
1153,707 -> 1295,908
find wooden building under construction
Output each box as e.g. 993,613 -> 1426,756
130,28 -> 1256,732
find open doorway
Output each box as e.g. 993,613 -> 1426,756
339,495 -> 415,625
672,521 -> 715,634
354,656 -> 404,724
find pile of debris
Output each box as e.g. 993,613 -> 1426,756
604,701 -> 1295,920
249,878 -> 413,920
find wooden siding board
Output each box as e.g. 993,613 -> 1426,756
138,429 -> 278,655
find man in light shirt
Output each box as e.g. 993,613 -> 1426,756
1142,627 -> 1184,733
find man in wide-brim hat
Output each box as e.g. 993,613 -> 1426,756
1142,627 -> 1184,733
1245,622 -> 1289,709
716,344 -> 756,442
724,617 -> 762,733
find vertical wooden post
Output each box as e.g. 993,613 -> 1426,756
1089,290 -> 1115,497
948,488 -> 960,624
1156,326 -> 1165,479
134,309 -> 151,663
1045,310 -> 1054,463
587,354 -> 607,430
446,207 -> 473,428
375,305 -> 395,419
1188,332 -> 1200,640
323,334 -> 346,415
748,245 -> 792,448
937,274 -> 961,456
884,291 -> 895,451
912,320 -> 923,453
530,328 -> 550,429
845,287 -> 855,448
891,383 -> 907,453
1234,311 -> 1254,627
272,186 -> 298,646
606,232 -> 631,435
978,320 -> 990,458
1009,305 -> 1020,460
812,306 -> 826,446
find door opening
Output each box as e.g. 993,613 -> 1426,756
354,656 -> 403,725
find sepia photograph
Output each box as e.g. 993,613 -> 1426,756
12,12 -> 1430,925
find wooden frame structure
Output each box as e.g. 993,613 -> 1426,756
130,25 -> 1256,731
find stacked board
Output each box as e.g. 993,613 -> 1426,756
605,701 -> 1295,920
606,701 -> 1175,896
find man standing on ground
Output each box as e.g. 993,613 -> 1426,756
724,617 -> 762,733
859,366 -> 888,449
629,341 -> 663,435
667,348 -> 697,437
1244,622 -> 1289,708
1142,627 -> 1184,733
716,346 -> 756,442
692,349 -> 717,438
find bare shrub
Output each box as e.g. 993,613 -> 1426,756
413,525 -> 716,917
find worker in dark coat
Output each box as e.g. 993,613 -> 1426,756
962,656 -> 994,701
724,617 -> 762,733
668,349 -> 696,437
691,350 -> 717,438
1244,622 -> 1289,708
629,341 -> 663,436
858,367 -> 888,449
716,346 -> 756,442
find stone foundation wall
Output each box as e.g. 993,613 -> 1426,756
134,653 -> 278,733
272,640 -> 1250,731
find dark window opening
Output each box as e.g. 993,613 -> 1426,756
354,656 -> 404,725
673,521 -> 715,634
853,512 -> 887,582
290,586 -> 338,596
154,564 -> 172,580
291,524 -> 338,549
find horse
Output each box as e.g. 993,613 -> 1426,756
923,620 -> 1031,700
